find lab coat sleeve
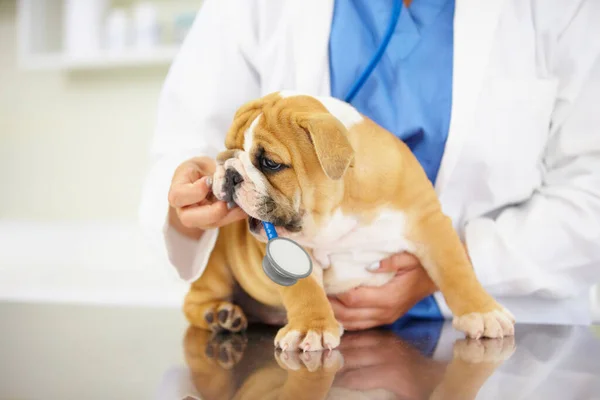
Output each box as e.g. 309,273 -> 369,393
138,0 -> 260,282
463,2 -> 600,300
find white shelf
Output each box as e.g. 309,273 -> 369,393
16,0 -> 200,71
22,46 -> 181,71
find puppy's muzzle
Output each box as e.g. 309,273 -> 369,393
223,168 -> 244,203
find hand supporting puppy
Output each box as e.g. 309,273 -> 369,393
329,243 -> 471,331
328,252 -> 438,331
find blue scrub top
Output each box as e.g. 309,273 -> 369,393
329,0 -> 455,322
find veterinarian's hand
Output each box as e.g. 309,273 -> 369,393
328,252 -> 437,330
168,156 -> 246,238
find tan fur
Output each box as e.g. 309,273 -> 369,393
296,113 -> 355,180
342,117 -> 501,316
183,92 -> 514,349
184,220 -> 283,329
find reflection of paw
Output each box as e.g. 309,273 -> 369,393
203,302 -> 248,333
183,327 -> 241,400
275,349 -> 344,373
453,336 -> 516,364
203,332 -> 248,369
453,307 -> 515,339
275,318 -> 343,352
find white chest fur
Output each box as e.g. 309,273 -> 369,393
296,209 -> 414,295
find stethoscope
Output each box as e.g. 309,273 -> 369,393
262,0 -> 402,286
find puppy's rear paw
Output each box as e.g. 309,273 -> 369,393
275,318 -> 343,352
185,301 -> 248,333
453,307 -> 515,339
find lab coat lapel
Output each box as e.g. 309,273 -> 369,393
291,0 -> 335,95
434,0 -> 506,194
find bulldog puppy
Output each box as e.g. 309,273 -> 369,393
183,91 -> 515,351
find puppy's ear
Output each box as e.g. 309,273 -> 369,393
297,113 -> 355,180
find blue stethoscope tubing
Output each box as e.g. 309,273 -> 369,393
261,0 -> 402,283
343,0 -> 402,103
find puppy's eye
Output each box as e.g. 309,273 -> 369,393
260,156 -> 283,171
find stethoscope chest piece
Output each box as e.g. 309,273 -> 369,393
262,237 -> 313,286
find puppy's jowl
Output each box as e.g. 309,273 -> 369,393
184,91 -> 515,351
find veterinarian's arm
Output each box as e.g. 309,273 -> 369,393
138,0 -> 260,282
463,4 -> 600,300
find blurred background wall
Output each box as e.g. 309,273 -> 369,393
0,0 -> 196,306
0,7 -> 162,221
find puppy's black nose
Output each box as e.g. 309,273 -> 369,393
225,168 -> 244,187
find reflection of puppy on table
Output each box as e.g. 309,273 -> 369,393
182,324 -> 515,400
184,92 -> 515,351
183,326 -> 343,400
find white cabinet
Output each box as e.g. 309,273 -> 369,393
16,0 -> 202,70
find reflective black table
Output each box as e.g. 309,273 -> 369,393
1,302 -> 599,399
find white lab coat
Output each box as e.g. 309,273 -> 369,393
138,0 -> 600,325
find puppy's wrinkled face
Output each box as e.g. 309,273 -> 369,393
212,123 -> 302,236
211,93 -> 355,242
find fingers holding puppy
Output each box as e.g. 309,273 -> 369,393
177,199 -> 246,230
168,175 -> 212,208
168,157 -> 247,236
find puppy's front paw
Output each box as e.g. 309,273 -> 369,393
275,317 -> 343,352
453,307 -> 515,339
